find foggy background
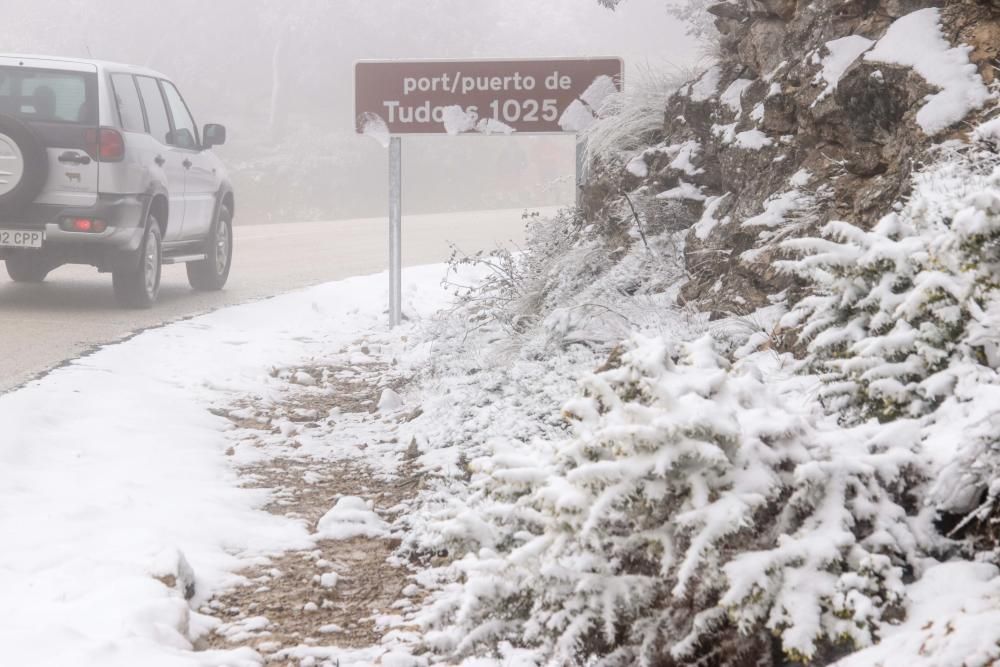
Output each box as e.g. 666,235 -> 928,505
3,0 -> 696,224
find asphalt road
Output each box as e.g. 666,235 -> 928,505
0,208 -> 540,393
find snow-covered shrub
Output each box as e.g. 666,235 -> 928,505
779,139 -> 1000,552
421,335 -> 926,666
779,147 -> 1000,425
444,205 -> 693,353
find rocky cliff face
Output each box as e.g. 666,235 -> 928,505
588,0 -> 1000,318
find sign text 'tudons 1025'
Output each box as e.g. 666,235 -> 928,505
355,58 -> 623,136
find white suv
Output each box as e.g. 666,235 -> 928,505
0,55 -> 234,308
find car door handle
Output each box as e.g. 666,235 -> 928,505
154,155 -> 166,167
182,159 -> 193,169
58,151 -> 92,165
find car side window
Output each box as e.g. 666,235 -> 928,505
161,81 -> 199,151
110,74 -> 145,133
136,76 -> 171,145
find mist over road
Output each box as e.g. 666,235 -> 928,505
0,208 -> 538,393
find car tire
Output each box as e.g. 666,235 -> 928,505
113,217 -> 162,309
5,253 -> 51,283
186,204 -> 232,291
0,114 -> 49,216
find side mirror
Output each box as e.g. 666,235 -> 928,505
203,123 -> 227,148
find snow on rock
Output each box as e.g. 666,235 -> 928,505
625,154 -> 649,178
813,35 -> 874,104
712,122 -> 737,144
743,189 -> 807,228
712,124 -> 773,150
864,8 -> 989,135
668,140 -> 704,176
790,168 -> 812,187
315,496 -> 390,540
720,78 -> 754,114
360,112 -> 391,147
694,194 -> 731,240
655,180 -> 706,201
150,548 -> 198,600
686,65 -> 721,102
734,128 -> 773,149
628,141 -> 704,180
320,572 -> 340,589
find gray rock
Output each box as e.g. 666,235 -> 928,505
583,0 -> 999,321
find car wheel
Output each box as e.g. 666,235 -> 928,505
186,204 -> 232,291
113,218 -> 162,309
5,253 -> 51,283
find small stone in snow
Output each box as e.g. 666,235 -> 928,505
303,602 -> 318,612
378,388 -> 404,412
292,371 -> 317,386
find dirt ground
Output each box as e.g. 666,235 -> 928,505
196,350 -> 431,666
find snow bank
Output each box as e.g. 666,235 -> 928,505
0,263 -> 460,667
835,562 -> 1000,667
864,8 -> 989,135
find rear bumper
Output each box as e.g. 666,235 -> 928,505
0,194 -> 147,271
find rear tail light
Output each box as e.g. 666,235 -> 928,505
60,218 -> 107,233
84,128 -> 125,162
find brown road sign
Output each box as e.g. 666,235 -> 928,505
355,57 -> 623,136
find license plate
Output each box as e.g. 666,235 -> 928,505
0,230 -> 44,248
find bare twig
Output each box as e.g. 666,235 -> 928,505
622,193 -> 652,253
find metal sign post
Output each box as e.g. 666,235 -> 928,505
355,57 -> 623,328
389,136 -> 402,327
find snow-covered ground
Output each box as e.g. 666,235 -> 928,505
0,265 -> 460,667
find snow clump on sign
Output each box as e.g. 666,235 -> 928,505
476,117 -> 515,136
441,105 -> 477,135
580,74 -> 618,114
360,112 -> 391,147
558,99 -> 597,133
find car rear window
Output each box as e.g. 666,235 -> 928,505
0,66 -> 98,125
